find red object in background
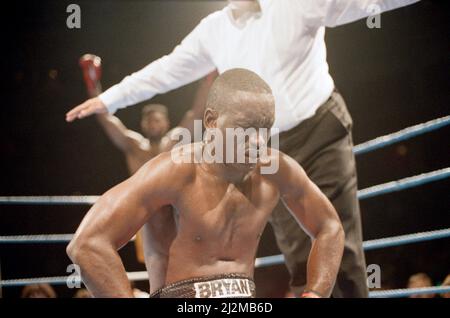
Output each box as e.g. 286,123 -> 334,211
79,54 -> 102,97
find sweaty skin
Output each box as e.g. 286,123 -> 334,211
93,72 -> 218,292
67,144 -> 344,298
68,69 -> 344,298
95,111 -> 177,292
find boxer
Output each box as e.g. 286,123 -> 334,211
67,69 -> 344,298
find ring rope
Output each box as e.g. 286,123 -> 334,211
0,234 -> 74,244
0,276 -> 73,287
0,271 -> 146,288
362,228 -> 450,251
1,228 -> 448,246
1,116 -> 449,291
0,195 -> 99,205
0,227 -> 448,271
2,273 -> 450,299
0,115 -> 448,206
0,167 -> 448,206
357,167 -> 450,200
253,228 -> 450,268
0,234 -> 135,244
2,229 -> 449,291
353,115 -> 450,155
1,229 -> 448,287
369,285 -> 450,298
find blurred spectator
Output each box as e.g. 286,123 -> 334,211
440,274 -> 450,298
21,284 -> 56,298
407,273 -> 435,298
73,288 -> 92,298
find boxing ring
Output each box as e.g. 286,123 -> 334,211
1,115 -> 449,298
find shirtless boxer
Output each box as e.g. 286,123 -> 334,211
67,69 -> 344,298
95,104 -> 179,292
78,54 -> 217,292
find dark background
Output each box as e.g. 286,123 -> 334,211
1,0 -> 449,298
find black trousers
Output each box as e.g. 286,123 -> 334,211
269,90 -> 368,298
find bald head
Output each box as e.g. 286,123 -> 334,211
408,273 -> 435,298
205,68 -> 275,129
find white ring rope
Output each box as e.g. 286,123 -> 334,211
354,115 -> 450,155
1,115 -> 449,205
0,167 -> 448,206
1,116 -> 449,295
2,273 -> 450,299
369,285 -> 450,298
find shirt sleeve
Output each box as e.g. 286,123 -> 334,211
299,0 -> 420,28
99,16 -> 216,114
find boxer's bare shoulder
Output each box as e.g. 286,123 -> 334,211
259,148 -> 308,195
167,142 -> 204,168
129,148 -> 194,204
137,142 -> 204,194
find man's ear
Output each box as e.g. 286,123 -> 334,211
203,108 -> 218,129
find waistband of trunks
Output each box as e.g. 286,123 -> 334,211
149,273 -> 256,298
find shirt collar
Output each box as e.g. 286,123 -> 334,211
258,0 -> 271,13
226,0 -> 270,28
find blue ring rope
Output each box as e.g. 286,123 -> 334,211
1,116 -> 449,290
357,168 -> 450,200
253,228 -> 450,268
354,115 -> 450,155
0,167 -> 448,205
369,285 -> 450,298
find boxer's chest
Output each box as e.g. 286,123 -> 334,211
178,172 -> 279,226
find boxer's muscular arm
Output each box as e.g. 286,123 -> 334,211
96,114 -> 145,154
271,151 -> 345,298
67,152 -> 186,297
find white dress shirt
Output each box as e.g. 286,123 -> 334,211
99,0 -> 419,133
